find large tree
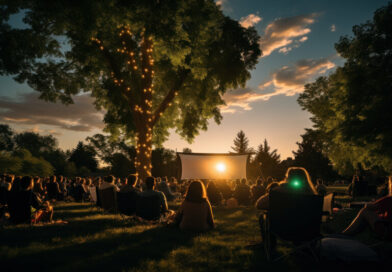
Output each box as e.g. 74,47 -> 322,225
0,1 -> 261,179
293,129 -> 338,182
298,3 -> 392,174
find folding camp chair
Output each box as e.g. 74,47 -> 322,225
98,187 -> 118,214
263,190 -> 324,262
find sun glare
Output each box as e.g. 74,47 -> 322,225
216,162 -> 226,173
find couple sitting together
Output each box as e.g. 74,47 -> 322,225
126,176 -> 214,232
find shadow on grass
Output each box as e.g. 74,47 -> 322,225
2,224 -> 197,272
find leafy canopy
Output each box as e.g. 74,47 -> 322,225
298,2 -> 392,173
0,1 -> 261,145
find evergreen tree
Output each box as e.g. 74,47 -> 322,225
254,139 -> 282,179
231,130 -> 253,154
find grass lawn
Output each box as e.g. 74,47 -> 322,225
1,201 -> 391,272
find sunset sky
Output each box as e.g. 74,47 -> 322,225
0,0 -> 389,159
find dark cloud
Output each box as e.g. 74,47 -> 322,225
0,92 -> 105,132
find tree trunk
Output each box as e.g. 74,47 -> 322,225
134,36 -> 154,182
134,122 -> 152,182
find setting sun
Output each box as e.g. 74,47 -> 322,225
216,162 -> 226,172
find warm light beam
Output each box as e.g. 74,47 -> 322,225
216,162 -> 226,173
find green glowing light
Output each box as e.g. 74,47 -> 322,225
291,180 -> 301,188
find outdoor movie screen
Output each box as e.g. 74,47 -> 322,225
178,153 -> 248,180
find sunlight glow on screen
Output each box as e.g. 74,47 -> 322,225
216,162 -> 226,172
179,153 -> 248,179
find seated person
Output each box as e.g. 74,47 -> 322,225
206,181 -> 223,206
251,178 -> 266,203
46,175 -> 62,201
120,174 -> 140,193
234,178 -> 251,205
174,180 -> 214,231
216,180 -> 233,200
100,175 -> 120,192
136,176 -> 174,221
255,167 -> 317,247
157,177 -> 175,201
33,177 -> 46,198
7,176 -> 53,224
342,193 -> 392,238
315,178 -> 327,196
118,174 -> 140,215
255,182 -> 280,210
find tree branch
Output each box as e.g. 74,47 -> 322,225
152,69 -> 189,126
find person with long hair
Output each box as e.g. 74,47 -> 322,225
279,167 -> 318,195
174,180 -> 214,231
254,167 -> 317,248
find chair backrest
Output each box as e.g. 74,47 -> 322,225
7,191 -> 32,224
89,186 -> 97,203
136,193 -> 162,220
322,193 -> 334,222
269,190 -> 323,242
117,191 -> 139,215
98,187 -> 117,213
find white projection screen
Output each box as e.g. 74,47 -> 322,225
178,153 -> 249,180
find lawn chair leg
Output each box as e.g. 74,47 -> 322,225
263,214 -> 272,261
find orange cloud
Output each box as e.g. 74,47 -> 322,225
221,58 -> 335,113
259,58 -> 335,98
240,14 -> 262,28
260,13 -> 318,57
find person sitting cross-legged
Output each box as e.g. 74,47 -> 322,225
136,176 -> 174,221
174,180 -> 214,231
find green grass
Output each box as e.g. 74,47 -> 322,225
0,202 -> 391,272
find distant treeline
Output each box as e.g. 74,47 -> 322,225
1,124 -> 343,182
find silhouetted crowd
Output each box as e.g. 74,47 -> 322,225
0,170 -> 391,239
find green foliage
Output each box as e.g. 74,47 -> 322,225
14,132 -> 58,157
231,130 -> 254,154
0,149 -> 53,176
69,142 -> 98,173
0,124 -> 14,151
109,153 -> 134,178
0,151 -> 21,173
298,3 -> 392,174
293,129 -> 338,182
151,148 -> 178,178
0,1 -> 261,145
